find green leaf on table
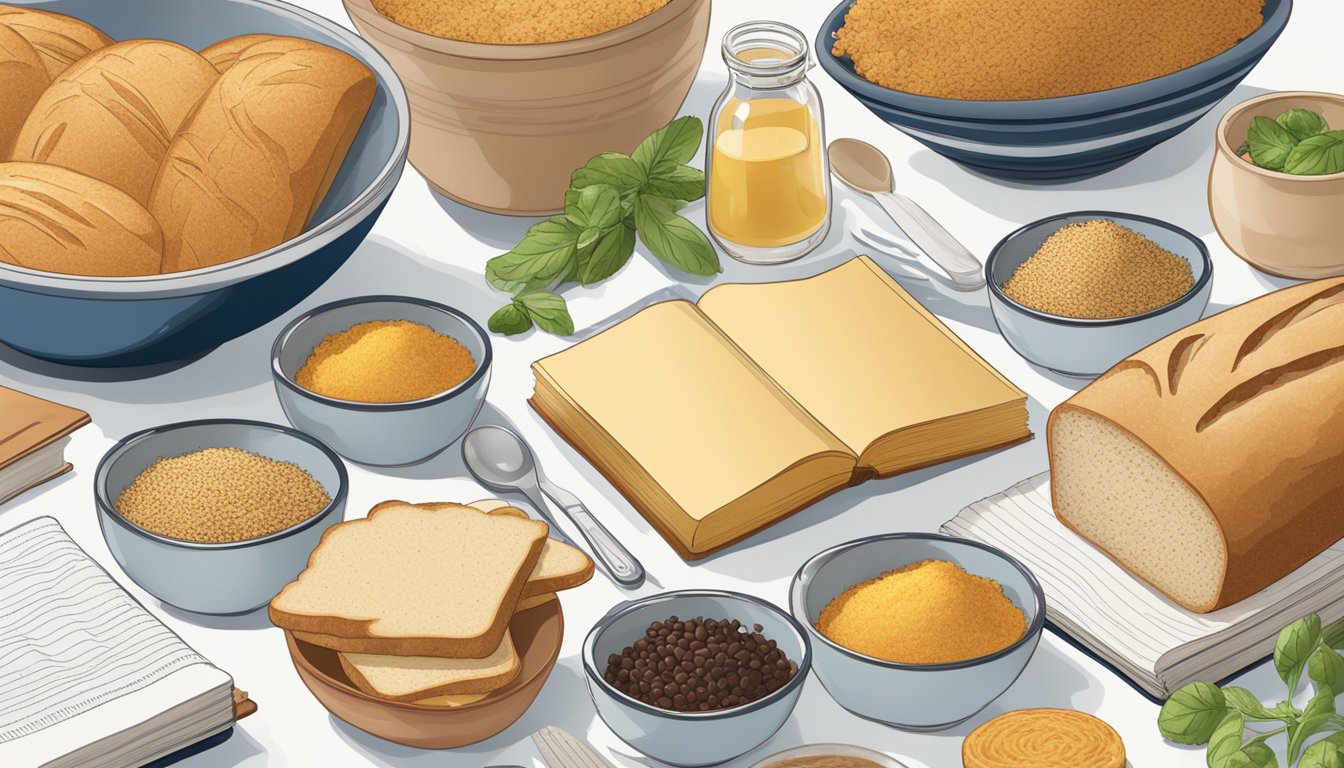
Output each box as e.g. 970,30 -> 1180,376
1159,681 -> 1229,745
645,165 -> 706,202
1248,115 -> 1300,172
572,153 -> 647,197
1283,131 -> 1344,176
1277,615 -> 1322,696
485,216 -> 581,293
513,291 -> 574,336
577,224 -> 636,285
634,194 -> 720,276
1207,710 -> 1247,767
1302,737 -> 1344,768
1288,684 -> 1336,764
487,302 -> 532,336
1310,646 -> 1344,693
1324,618 -> 1344,651
1277,108 -> 1330,141
565,184 -> 624,231
1226,743 -> 1279,768
632,116 -> 703,176
1223,686 -> 1280,722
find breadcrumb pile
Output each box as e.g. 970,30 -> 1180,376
116,448 -> 331,543
832,0 -> 1264,100
297,319 -> 475,404
1002,219 -> 1194,319
372,0 -> 670,44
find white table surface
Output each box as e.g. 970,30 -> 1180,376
1,1 -> 1336,766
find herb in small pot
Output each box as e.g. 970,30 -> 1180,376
1241,108 -> 1344,176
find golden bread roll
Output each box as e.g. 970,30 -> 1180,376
0,162 -> 162,277
962,709 -> 1125,768
0,4 -> 112,80
0,23 -> 47,158
198,33 -> 277,72
150,38 -> 375,273
13,39 -> 219,205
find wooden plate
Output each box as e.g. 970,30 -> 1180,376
284,600 -> 563,749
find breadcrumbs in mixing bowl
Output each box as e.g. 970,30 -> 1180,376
831,0 -> 1264,100
371,0 -> 671,44
116,447 -> 331,544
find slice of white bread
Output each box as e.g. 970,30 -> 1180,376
458,500 -> 595,596
269,503 -> 548,657
339,630 -> 520,701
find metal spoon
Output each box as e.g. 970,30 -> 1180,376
829,137 -> 985,290
462,425 -> 645,588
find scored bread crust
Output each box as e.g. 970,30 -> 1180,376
0,5 -> 112,80
337,631 -> 521,701
269,502 -> 547,658
198,33 -> 280,73
1049,277 -> 1344,612
0,25 -> 48,159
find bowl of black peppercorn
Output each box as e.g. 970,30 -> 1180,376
582,590 -> 811,767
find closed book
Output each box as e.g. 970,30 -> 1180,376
0,385 -> 89,505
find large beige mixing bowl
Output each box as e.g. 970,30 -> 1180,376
344,0 -> 711,216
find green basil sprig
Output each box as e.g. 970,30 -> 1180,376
1159,614 -> 1344,767
1243,108 -> 1344,176
485,116 -> 720,336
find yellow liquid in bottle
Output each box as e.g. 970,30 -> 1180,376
709,96 -> 827,249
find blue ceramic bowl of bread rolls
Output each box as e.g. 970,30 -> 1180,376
0,0 -> 408,367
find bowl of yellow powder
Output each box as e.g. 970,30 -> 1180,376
816,0 -> 1291,180
790,533 -> 1044,731
272,296 -> 492,466
95,419 -> 348,615
985,211 -> 1213,378
341,0 -> 710,214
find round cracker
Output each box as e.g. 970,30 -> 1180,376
963,708 -> 1125,768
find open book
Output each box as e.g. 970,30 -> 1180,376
532,257 -> 1031,559
0,517 -> 240,768
943,474 -> 1344,700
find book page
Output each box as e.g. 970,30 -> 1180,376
698,257 -> 1025,459
532,301 -> 852,523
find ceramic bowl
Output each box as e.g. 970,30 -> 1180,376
583,590 -> 811,767
342,0 -> 710,215
750,744 -> 910,768
271,296 -> 491,466
1210,91 -> 1344,278
817,0 -> 1291,181
0,0 -> 408,367
985,211 -> 1213,378
285,600 -> 563,749
790,534 -> 1044,731
95,419 -> 348,615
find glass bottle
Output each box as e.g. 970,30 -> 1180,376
706,21 -> 832,265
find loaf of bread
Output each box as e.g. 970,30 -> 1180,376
150,38 -> 375,273
0,24 -> 47,158
0,162 -> 162,276
13,40 -> 219,205
1050,278 -> 1344,612
0,5 -> 112,79
198,33 -> 277,72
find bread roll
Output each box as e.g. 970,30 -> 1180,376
12,39 -> 219,205
1049,278 -> 1344,612
199,33 -> 276,72
0,24 -> 47,158
0,162 -> 162,277
150,38 -> 375,273
0,5 -> 112,80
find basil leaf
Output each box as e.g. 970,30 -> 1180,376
1226,743 -> 1279,768
1283,131 -> 1344,176
514,291 -> 574,336
1207,710 -> 1246,767
1277,615 -> 1322,696
1324,618 -> 1344,651
572,152 -> 646,196
577,224 -> 636,285
485,216 -> 581,293
1248,115 -> 1300,172
1160,681 -> 1229,745
645,165 -> 706,203
1222,686 -> 1280,722
487,303 -> 532,335
634,194 -> 721,277
1310,646 -> 1344,694
1278,108 -> 1330,141
1302,738 -> 1344,768
566,184 -> 623,231
1288,685 -> 1336,764
632,116 -> 703,176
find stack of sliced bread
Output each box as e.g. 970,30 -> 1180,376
269,500 -> 593,706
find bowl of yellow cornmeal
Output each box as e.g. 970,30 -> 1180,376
790,533 -> 1044,730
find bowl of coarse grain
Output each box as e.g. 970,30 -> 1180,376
817,0 -> 1291,181
0,0 -> 407,367
985,211 -> 1213,378
791,534 -> 1045,731
1210,91 -> 1344,279
95,419 -> 348,615
271,296 -> 492,466
341,0 -> 711,215
583,590 -> 811,767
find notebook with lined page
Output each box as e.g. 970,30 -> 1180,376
0,517 -> 237,768
942,474 -> 1344,700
